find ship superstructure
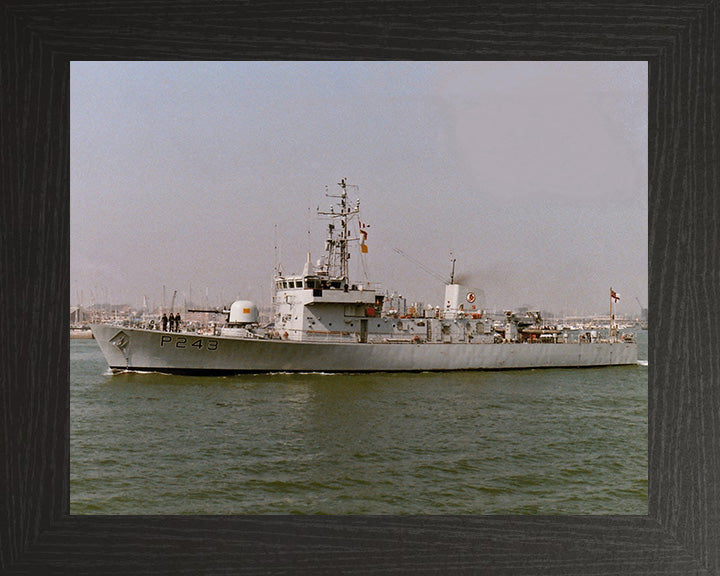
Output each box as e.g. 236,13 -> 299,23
266,179 -> 499,346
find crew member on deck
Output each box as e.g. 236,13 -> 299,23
168,313 -> 175,332
161,313 -> 168,331
174,313 -> 181,332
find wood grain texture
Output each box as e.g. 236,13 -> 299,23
1,1 -> 717,574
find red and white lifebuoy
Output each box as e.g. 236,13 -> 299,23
466,292 -> 476,304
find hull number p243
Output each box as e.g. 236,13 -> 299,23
160,335 -> 218,351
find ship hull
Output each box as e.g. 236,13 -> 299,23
90,324 -> 639,374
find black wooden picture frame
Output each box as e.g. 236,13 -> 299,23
2,2 -> 718,574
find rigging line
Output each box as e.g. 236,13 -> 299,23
359,249 -> 370,283
357,210 -> 370,282
307,205 -> 311,254
392,247 -> 448,284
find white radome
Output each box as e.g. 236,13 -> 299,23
229,300 -> 259,324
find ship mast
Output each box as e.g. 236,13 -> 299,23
317,178 -> 360,281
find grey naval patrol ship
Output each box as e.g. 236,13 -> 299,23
91,179 -> 638,374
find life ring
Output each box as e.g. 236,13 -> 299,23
283,331 -> 289,339
466,292 -> 476,304
412,335 -> 420,344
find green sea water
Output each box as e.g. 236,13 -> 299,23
70,331 -> 648,515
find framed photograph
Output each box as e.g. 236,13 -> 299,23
69,60 -> 648,519
2,2 -> 717,574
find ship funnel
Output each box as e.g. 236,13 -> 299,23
444,284 -> 484,317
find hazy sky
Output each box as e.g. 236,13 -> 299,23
71,61 -> 647,316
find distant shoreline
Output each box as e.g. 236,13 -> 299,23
70,329 -> 94,339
